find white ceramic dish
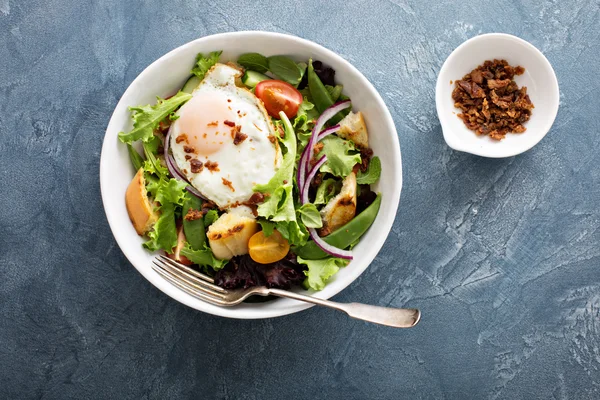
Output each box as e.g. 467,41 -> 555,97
100,31 -> 402,319
436,33 -> 559,158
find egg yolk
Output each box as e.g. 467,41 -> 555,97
176,93 -> 237,156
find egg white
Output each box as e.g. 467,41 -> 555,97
170,63 -> 281,209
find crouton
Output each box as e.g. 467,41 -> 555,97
207,208 -> 259,260
125,168 -> 159,235
320,172 -> 357,235
337,111 -> 369,148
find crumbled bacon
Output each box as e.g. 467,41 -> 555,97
452,59 -> 534,141
230,125 -> 247,145
184,209 -> 203,221
190,159 -> 203,173
222,178 -> 235,192
175,134 -> 188,144
205,161 -> 220,172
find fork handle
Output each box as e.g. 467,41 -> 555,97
267,289 -> 421,328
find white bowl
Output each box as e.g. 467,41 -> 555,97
100,31 -> 402,319
436,33 -> 559,158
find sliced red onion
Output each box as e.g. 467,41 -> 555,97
166,153 -> 187,182
308,228 -> 354,260
317,124 -> 340,141
185,185 -> 207,200
301,155 -> 327,204
305,101 -> 351,172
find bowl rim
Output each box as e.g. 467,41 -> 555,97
100,31 -> 402,319
435,32 -> 560,158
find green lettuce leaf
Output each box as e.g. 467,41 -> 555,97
356,156 -> 381,185
118,92 -> 192,144
141,177 -> 188,253
319,135 -> 362,178
276,220 -> 308,247
258,219 -> 276,237
180,243 -> 228,270
253,112 -> 308,246
191,51 -> 222,80
154,178 -> 188,207
314,178 -> 340,205
297,256 -> 349,291
143,202 -> 177,252
298,203 -> 323,228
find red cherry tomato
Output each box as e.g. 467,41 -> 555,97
255,80 -> 303,119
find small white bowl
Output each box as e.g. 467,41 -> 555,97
100,31 -> 402,319
436,33 -> 559,158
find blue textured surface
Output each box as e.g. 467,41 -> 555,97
1,0 -> 600,398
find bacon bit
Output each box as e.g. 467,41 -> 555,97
185,155 -> 192,160
228,106 -> 232,110
184,145 -> 196,154
277,124 -> 285,138
359,148 -> 373,172
311,172 -> 323,187
184,209 -> 203,221
227,99 -> 232,103
237,110 -> 241,114
219,141 -> 223,145
313,142 -> 324,155
203,133 -> 207,138
253,123 -> 262,132
268,135 -> 276,143
246,192 -> 265,204
222,178 -> 235,192
233,128 -> 248,145
175,134 -> 188,144
182,169 -> 188,174
224,120 -> 236,127
190,159 -> 204,173
283,180 -> 288,184
207,121 -> 218,127
205,160 -> 220,172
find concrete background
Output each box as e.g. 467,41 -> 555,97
1,0 -> 599,398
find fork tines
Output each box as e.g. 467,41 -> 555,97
152,255 -> 228,305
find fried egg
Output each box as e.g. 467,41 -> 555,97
170,63 -> 281,209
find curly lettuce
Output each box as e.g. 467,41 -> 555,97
319,135 -> 362,178
253,112 -> 308,246
118,92 -> 192,144
191,51 -> 222,80
297,256 -> 349,291
142,177 -> 188,252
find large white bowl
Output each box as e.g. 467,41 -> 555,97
436,33 -> 559,158
100,31 -> 402,319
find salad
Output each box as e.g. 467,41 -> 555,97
119,50 -> 382,292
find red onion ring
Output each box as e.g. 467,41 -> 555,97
304,101 -> 351,178
301,155 -> 327,204
308,228 -> 353,260
317,124 -> 340,142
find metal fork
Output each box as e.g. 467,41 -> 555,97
152,255 -> 421,328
